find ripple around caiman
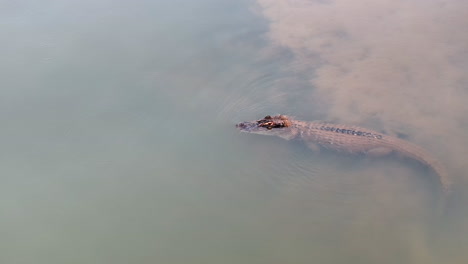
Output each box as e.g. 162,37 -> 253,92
236,115 -> 450,192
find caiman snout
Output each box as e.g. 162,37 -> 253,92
236,122 -> 257,131
237,115 -> 291,132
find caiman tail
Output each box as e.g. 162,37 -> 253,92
380,136 -> 450,191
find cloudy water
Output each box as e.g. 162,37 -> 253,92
1,0 -> 468,263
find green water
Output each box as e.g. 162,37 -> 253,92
1,0 -> 468,263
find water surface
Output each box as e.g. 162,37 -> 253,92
1,0 -> 468,263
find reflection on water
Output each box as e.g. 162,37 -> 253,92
1,0 -> 468,263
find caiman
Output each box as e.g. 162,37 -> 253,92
236,115 -> 450,191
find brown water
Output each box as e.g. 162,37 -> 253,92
1,0 -> 467,263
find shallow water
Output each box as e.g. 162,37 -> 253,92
1,0 -> 468,263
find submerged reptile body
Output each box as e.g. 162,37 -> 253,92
237,115 -> 450,191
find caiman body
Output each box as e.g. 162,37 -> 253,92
236,115 -> 450,191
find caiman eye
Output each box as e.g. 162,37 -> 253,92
264,115 -> 272,119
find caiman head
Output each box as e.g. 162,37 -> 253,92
236,115 -> 297,140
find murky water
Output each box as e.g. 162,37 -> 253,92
1,0 -> 468,263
